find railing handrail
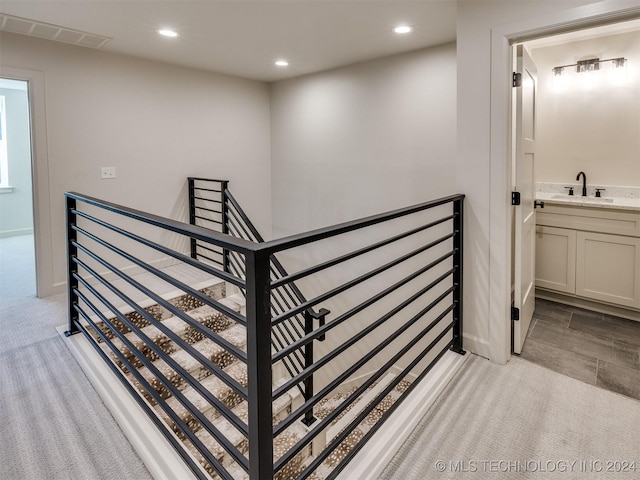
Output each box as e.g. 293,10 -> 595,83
69,190 -> 464,258
257,193 -> 465,254
66,191 -> 257,253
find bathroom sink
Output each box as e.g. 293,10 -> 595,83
550,195 -> 613,203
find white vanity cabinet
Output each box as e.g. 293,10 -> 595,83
535,204 -> 640,311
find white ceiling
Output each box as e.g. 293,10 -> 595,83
0,0 -> 458,82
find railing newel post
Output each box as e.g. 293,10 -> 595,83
302,310 -> 317,427
65,194 -> 80,336
451,197 -> 466,355
188,178 -> 197,260
221,180 -> 230,274
245,248 -> 274,480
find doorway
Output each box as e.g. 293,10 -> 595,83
509,21 -> 640,399
0,78 -> 36,299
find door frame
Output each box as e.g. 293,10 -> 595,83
0,66 -> 54,298
489,0 -> 640,364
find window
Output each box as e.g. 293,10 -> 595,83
0,96 -> 9,190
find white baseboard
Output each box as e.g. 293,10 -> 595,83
58,326 -> 202,480
0,227 -> 34,238
462,332 -> 490,359
336,350 -> 468,480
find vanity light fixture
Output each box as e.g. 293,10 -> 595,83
158,29 -> 179,37
551,57 -> 627,76
393,25 -> 413,34
275,60 -> 289,67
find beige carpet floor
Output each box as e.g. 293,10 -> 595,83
380,354 -> 640,479
0,235 -> 152,480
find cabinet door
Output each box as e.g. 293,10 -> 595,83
576,232 -> 640,309
535,226 -> 576,294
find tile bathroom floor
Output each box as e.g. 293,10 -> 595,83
520,298 -> 640,402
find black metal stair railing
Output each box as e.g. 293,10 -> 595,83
259,193 -> 465,480
65,185 -> 465,480
188,177 -> 326,419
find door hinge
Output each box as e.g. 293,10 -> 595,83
513,72 -> 522,87
511,307 -> 520,321
511,191 -> 521,205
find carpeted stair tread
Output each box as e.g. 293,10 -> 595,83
91,283 -> 227,340
107,298 -> 241,368
133,323 -> 248,401
158,361 -> 248,433
192,391 -> 295,469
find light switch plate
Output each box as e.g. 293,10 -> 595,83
101,167 -> 116,179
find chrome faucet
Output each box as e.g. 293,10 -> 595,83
576,171 -> 587,197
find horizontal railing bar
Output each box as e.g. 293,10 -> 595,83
272,250 -> 455,362
194,205 -> 223,214
193,215 -> 222,226
71,305 -> 234,479
328,340 -> 454,480
271,232 -> 455,326
194,207 -> 222,218
66,192 -> 256,253
194,242 -> 223,256
72,225 -> 246,327
259,194 -> 464,254
72,257 -> 248,398
73,209 -> 245,288
194,189 -> 223,196
73,285 -> 250,449
193,193 -> 222,201
194,253 -> 224,267
299,336 -> 454,479
189,177 -> 228,184
193,195 -> 222,203
275,311 -> 455,468
271,214 -> 455,289
273,276 -> 455,402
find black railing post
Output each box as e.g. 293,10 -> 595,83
451,198 -> 466,355
245,249 -> 274,480
65,195 -> 80,336
302,310 -> 317,427
188,178 -> 197,260
220,180 -> 230,274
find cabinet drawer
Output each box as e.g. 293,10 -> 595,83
537,204 -> 640,237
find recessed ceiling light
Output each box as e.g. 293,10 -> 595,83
158,29 -> 179,37
275,60 -> 289,67
393,25 -> 413,34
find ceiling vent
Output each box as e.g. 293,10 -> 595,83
0,13 -> 111,49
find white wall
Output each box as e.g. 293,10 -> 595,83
533,30 -> 640,187
270,45 -> 458,383
271,44 -> 457,236
0,85 -> 33,237
0,32 -> 272,296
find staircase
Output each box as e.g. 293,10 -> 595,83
86,280 -> 305,479
65,186 -> 465,479
85,279 -> 414,480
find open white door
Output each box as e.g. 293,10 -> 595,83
513,45 -> 538,354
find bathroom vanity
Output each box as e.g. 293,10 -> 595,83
534,191 -> 640,320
